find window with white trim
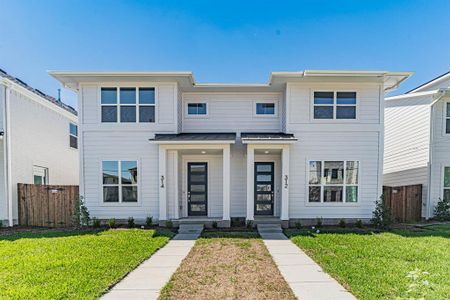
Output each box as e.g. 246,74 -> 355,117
102,160 -> 138,202
308,160 -> 359,203
313,92 -> 356,119
69,123 -> 78,149
446,103 -> 450,134
256,102 -> 275,115
101,87 -> 155,123
444,167 -> 450,201
187,103 -> 207,115
33,166 -> 48,185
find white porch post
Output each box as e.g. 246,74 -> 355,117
281,145 -> 290,221
158,147 -> 167,221
172,150 -> 179,220
222,145 -> 231,221
246,144 -> 254,220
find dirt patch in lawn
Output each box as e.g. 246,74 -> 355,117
159,232 -> 295,300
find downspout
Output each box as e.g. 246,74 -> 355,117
2,81 -> 12,226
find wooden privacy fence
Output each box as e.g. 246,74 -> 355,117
383,184 -> 422,222
18,184 -> 79,227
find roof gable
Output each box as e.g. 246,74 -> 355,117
407,71 -> 450,94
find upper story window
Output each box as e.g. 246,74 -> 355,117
187,103 -> 207,115
101,87 -> 155,123
446,103 -> 450,134
308,160 -> 359,203
69,123 -> 78,149
313,91 -> 356,120
102,160 -> 138,203
256,102 -> 275,115
444,167 -> 450,201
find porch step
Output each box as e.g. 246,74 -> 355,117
257,223 -> 283,233
178,223 -> 204,234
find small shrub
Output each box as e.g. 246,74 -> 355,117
128,217 -> 135,228
212,221 -> 218,229
339,219 -> 346,228
246,220 -> 254,229
0,219 -> 2,227
146,216 -> 153,227
433,197 -> 450,221
165,220 -> 173,229
316,217 -> 323,228
92,217 -> 101,228
107,218 -> 116,229
294,221 -> 302,229
355,219 -> 363,228
72,196 -> 90,227
371,195 -> 393,229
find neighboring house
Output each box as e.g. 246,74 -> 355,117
384,71 -> 450,219
51,70 -> 410,227
0,69 -> 79,226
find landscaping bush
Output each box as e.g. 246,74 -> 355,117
92,218 -> 101,228
339,219 -> 346,228
294,221 -> 302,229
73,196 -> 90,227
107,218 -> 116,229
371,195 -> 393,229
316,217 -> 323,228
355,219 -> 363,228
246,220 -> 254,229
433,197 -> 450,221
128,217 -> 135,228
212,221 -> 218,229
165,220 -> 173,229
146,216 -> 153,227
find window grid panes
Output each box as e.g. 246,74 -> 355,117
308,160 -> 359,203
446,103 -> 450,134
313,91 -> 357,120
101,87 -> 155,123
444,167 -> 450,201
102,160 -> 138,203
256,103 -> 275,115
187,103 -> 207,115
69,123 -> 78,149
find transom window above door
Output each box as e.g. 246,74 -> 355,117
313,91 -> 357,120
101,87 -> 155,123
187,103 -> 207,115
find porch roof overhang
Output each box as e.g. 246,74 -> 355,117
241,132 -> 297,144
149,132 -> 236,144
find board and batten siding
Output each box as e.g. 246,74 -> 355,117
181,93 -> 283,133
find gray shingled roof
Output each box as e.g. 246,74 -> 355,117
241,132 -> 297,140
0,68 -> 77,116
151,132 -> 236,142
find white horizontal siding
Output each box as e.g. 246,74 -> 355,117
384,96 -> 431,174
182,93 -> 282,133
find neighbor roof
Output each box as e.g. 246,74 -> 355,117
49,70 -> 412,93
406,71 -> 450,94
0,68 -> 77,115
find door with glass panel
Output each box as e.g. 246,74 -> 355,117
187,162 -> 208,216
254,162 -> 275,215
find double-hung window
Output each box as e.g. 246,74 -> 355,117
308,160 -> 359,203
69,123 -> 78,149
256,102 -> 275,115
187,103 -> 207,115
446,103 -> 450,134
444,167 -> 450,201
313,92 -> 357,119
102,160 -> 138,203
101,87 -> 155,123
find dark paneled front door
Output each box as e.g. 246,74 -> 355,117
187,162 -> 208,216
254,162 -> 275,215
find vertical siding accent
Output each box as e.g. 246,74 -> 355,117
158,84 -> 176,124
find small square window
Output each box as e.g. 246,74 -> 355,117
188,103 -> 207,115
256,103 -> 275,115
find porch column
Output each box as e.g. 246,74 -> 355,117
172,150 -> 179,220
222,145 -> 231,221
158,147 -> 167,221
281,145 -> 290,221
246,144 -> 254,220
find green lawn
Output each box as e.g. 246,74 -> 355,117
286,225 -> 450,300
0,229 -> 173,299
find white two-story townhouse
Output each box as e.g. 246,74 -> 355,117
51,70 -> 410,227
384,71 -> 450,219
0,69 -> 79,226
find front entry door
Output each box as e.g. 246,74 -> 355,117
187,162 -> 208,216
254,162 -> 275,215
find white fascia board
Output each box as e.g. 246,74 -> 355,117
386,90 -> 438,101
241,139 -> 297,144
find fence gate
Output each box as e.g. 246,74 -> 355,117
18,184 -> 79,227
383,184 -> 422,222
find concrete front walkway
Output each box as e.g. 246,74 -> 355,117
102,229 -> 201,300
258,225 -> 356,300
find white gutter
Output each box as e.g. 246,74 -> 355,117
1,80 -> 13,226
386,90 -> 438,101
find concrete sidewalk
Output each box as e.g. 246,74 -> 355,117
259,228 -> 356,300
102,232 -> 199,300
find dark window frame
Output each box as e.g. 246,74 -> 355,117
102,160 -> 138,203
313,91 -> 357,120
69,123 -> 78,149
